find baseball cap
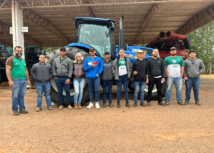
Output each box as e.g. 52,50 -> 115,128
189,50 -> 196,54
104,51 -> 110,55
60,47 -> 66,51
170,47 -> 176,51
89,47 -> 96,52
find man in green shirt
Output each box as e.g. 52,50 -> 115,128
164,47 -> 184,105
6,46 -> 31,116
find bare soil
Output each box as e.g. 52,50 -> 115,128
0,78 -> 214,153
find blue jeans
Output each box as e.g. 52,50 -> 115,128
102,80 -> 113,104
117,75 -> 129,101
11,79 -> 27,112
134,81 -> 146,103
185,77 -> 200,102
165,77 -> 182,102
55,77 -> 71,106
35,82 -> 52,108
73,78 -> 85,104
87,77 -> 100,102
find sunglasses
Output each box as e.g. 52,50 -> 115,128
60,50 -> 66,52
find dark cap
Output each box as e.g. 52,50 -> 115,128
60,47 -> 66,51
189,50 -> 196,54
89,47 -> 96,52
104,51 -> 110,55
170,47 -> 176,51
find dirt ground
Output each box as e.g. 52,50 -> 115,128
1,76 -> 214,153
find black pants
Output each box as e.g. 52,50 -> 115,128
147,77 -> 162,103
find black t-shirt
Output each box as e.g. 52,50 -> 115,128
132,59 -> 148,82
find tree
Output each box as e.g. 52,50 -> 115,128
187,21 -> 214,73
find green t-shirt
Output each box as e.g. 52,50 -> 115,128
164,56 -> 184,77
6,56 -> 26,79
118,59 -> 127,76
61,59 -> 63,63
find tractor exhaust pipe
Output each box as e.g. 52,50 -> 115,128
118,16 -> 124,50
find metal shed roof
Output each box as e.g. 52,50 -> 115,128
0,0 -> 214,47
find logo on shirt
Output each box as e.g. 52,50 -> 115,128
15,63 -> 19,65
120,61 -> 125,64
172,60 -> 177,63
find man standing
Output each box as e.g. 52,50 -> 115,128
184,50 -> 205,105
6,46 -> 31,116
147,49 -> 166,106
164,47 -> 184,105
83,47 -> 103,109
132,50 -> 148,107
31,54 -> 53,112
52,47 -> 73,110
101,51 -> 114,108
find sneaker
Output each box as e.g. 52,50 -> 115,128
58,106 -> 64,110
165,102 -> 169,105
13,111 -> 19,116
140,102 -> 146,107
195,102 -> 201,106
87,102 -> 94,109
177,102 -> 183,105
109,103 -> 114,108
36,108 -> 42,112
95,102 -> 100,109
48,107 -> 53,110
184,101 -> 189,105
158,102 -> 165,106
19,110 -> 28,114
103,104 -> 106,108
147,102 -> 151,106
133,103 -> 137,107
68,105 -> 72,110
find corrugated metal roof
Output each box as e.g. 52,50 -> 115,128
0,0 -> 214,46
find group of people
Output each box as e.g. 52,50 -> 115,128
5,46 -> 205,116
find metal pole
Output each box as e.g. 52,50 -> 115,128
12,0 -> 17,50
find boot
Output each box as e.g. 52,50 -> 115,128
78,103 -> 82,109
126,101 -> 131,108
117,101 -> 121,108
74,104 -> 78,109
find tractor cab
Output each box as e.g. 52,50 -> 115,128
74,17 -> 116,59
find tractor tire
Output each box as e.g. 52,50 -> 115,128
46,47 -> 90,106
128,75 -> 167,100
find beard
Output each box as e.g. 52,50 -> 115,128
15,53 -> 22,57
153,55 -> 158,57
170,53 -> 176,56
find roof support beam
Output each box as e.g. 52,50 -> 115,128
23,9 -> 70,42
0,21 -> 40,46
134,4 -> 158,43
0,0 -> 9,9
0,39 -> 12,46
176,4 -> 214,34
88,6 -> 95,17
19,0 -> 169,9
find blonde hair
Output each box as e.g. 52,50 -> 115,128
73,52 -> 83,63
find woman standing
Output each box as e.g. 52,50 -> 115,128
73,53 -> 85,109
112,48 -> 132,108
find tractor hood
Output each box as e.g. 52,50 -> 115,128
75,17 -> 116,31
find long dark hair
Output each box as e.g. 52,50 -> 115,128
118,48 -> 125,59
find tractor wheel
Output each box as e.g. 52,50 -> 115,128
46,47 -> 90,106
128,75 -> 167,100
